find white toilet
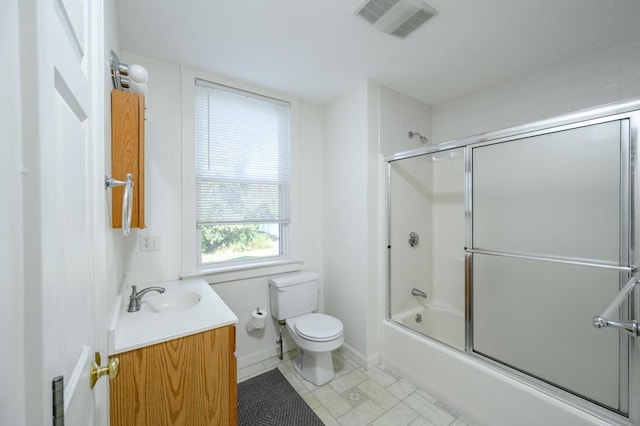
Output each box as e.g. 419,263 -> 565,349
269,271 -> 344,385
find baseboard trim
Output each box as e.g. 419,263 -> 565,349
237,337 -> 296,369
338,343 -> 379,370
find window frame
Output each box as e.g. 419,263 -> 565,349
181,68 -> 302,280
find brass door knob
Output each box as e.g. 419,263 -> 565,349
90,352 -> 119,389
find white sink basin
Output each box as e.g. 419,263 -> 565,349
143,290 -> 201,313
110,278 -> 239,355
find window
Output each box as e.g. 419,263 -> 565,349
194,79 -> 290,266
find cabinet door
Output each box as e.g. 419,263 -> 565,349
111,89 -> 145,229
110,325 -> 237,426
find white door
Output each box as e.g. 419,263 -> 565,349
26,0 -> 105,424
0,1 -> 27,425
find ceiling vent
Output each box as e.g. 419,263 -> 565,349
355,0 -> 438,39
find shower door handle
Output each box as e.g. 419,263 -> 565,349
593,277 -> 640,337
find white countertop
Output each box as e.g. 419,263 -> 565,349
109,278 -> 238,355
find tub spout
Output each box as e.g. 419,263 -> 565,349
411,288 -> 428,299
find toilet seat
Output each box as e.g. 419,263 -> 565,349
293,313 -> 343,342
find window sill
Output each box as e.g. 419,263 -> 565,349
180,258 -> 304,284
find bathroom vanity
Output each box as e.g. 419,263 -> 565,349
108,279 -> 238,425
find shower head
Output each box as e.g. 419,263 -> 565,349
408,131 -> 429,144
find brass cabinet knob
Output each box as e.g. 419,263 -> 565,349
90,352 -> 119,389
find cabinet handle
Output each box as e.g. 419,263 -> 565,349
121,173 -> 134,236
104,173 -> 133,237
105,173 -> 135,236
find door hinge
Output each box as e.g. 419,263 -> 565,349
52,376 -> 64,426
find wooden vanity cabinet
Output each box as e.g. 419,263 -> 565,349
109,325 -> 237,426
111,89 -> 145,229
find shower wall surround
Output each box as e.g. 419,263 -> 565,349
433,34 -> 640,143
379,85 -> 433,155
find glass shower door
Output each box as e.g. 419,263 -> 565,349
469,119 -> 633,415
387,149 -> 466,350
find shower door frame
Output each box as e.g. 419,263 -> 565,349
465,110 -> 638,425
385,99 -> 640,426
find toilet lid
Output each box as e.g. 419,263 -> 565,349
294,313 -> 343,342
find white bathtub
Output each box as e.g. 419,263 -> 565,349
398,304 -> 465,350
380,320 -> 611,426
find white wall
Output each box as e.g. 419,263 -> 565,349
121,53 -> 183,286
297,102 -> 325,305
366,81 -> 383,361
119,52 -> 325,365
433,34 -> 640,143
323,82 -> 370,361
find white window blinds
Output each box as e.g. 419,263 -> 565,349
194,79 -> 290,226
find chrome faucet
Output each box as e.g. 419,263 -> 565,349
411,288 -> 428,299
127,285 -> 166,312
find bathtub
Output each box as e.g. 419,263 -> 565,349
380,320 -> 613,426
396,304 -> 465,350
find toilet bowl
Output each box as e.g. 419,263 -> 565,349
286,313 -> 344,385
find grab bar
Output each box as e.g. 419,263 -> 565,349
464,248 -> 636,272
593,277 -> 639,337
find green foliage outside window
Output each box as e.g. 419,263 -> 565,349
201,224 -> 276,254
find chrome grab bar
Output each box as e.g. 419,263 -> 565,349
593,277 -> 639,337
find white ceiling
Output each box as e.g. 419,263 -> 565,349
115,0 -> 640,106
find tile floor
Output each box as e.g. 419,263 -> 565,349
237,349 -> 478,426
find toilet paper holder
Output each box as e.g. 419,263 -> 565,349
246,307 -> 267,333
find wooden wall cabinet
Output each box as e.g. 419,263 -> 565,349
111,89 -> 145,229
109,325 -> 237,426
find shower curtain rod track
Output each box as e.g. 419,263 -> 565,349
465,248 -> 636,272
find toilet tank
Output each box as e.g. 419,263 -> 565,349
269,271 -> 319,320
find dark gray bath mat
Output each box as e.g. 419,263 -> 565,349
238,368 -> 324,426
